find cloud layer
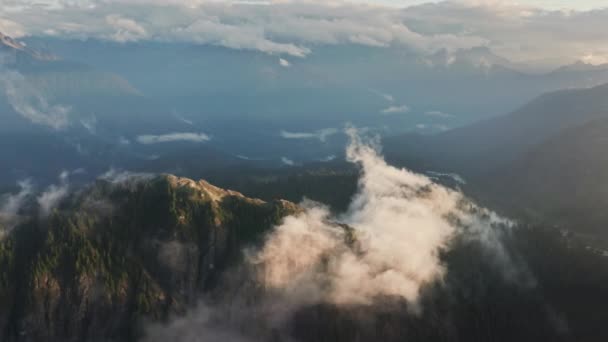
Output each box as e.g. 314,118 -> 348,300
251,129 -> 517,308
2,1 -> 606,66
136,132 -> 211,144
280,128 -> 338,142
146,128 -> 526,340
381,104 -> 410,114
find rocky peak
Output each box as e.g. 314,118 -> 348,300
0,31 -> 57,61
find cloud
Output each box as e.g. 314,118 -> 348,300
381,104 -> 410,114
319,155 -> 337,162
402,1 -> 608,67
147,128 -> 528,340
0,180 -> 33,216
280,128 -> 338,142
425,110 -> 453,118
173,111 -> 194,125
0,67 -> 72,130
369,88 -> 395,102
80,115 -> 97,134
105,14 -> 147,42
279,58 -> 291,67
0,180 -> 33,236
249,127 -> 526,309
281,157 -> 295,166
118,137 -> 131,145
4,1 -> 605,67
0,18 -> 25,37
145,304 -> 254,342
426,171 -> 466,185
136,132 -> 211,144
37,171 -> 69,217
99,168 -> 154,184
0,1 -> 486,58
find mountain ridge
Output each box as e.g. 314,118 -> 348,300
0,173 -> 298,341
0,31 -> 57,62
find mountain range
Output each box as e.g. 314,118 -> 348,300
2,172 -> 608,341
385,82 -> 608,236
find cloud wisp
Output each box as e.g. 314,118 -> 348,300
136,132 -> 211,144
381,104 -> 410,114
0,66 -> 72,130
425,110 -> 453,119
280,128 -> 338,142
147,128 -> 527,340
281,157 -> 295,166
251,128 -> 517,308
0,179 -> 34,237
37,171 -> 70,217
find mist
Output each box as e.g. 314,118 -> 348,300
36,171 -> 69,217
0,179 -> 33,236
0,63 -> 72,130
147,129 -> 524,341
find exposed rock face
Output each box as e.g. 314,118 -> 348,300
0,174 -> 298,341
0,31 -> 57,63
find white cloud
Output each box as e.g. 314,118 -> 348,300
0,68 -> 72,130
80,115 -> 97,134
143,127 -> 531,340
281,157 -> 295,166
0,18 -> 25,37
118,137 -> 131,145
0,1 -> 484,58
2,1 -> 606,68
426,170 -> 466,185
381,104 -> 410,114
173,111 -> 194,125
99,168 -> 154,185
136,132 -> 211,144
105,14 -> 148,42
251,128 -> 523,308
369,88 -> 395,102
0,180 -> 33,237
0,180 -> 33,217
280,128 -> 338,142
37,171 -> 69,217
279,58 -> 291,67
425,110 -> 453,118
403,1 -> 608,66
319,155 -> 337,162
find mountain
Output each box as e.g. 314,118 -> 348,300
0,31 -> 246,187
386,82 -> 608,175
0,174 -> 298,341
24,38 -> 608,133
551,61 -> 608,74
478,118 -> 608,234
2,173 -> 608,341
0,31 -> 57,62
385,83 -> 608,237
